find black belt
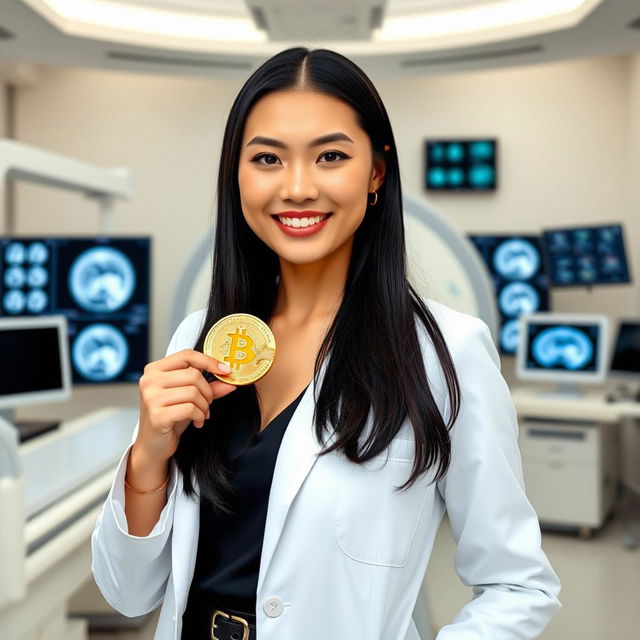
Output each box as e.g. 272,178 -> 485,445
209,601 -> 257,640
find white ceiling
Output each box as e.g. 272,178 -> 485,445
0,0 -> 638,82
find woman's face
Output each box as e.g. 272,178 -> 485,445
238,90 -> 385,265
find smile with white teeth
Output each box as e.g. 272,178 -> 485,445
277,214 -> 329,228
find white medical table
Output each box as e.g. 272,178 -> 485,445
0,407 -> 138,640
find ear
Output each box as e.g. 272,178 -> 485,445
370,153 -> 386,192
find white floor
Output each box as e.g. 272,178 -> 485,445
85,496 -> 640,640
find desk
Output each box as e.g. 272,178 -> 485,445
509,387 -> 640,538
510,387 -> 640,422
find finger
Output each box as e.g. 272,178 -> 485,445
163,403 -> 207,431
156,349 -> 232,375
154,386 -> 211,417
153,367 -> 216,404
210,380 -> 238,401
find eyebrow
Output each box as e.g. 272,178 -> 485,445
246,132 -> 354,149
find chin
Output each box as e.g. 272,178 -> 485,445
275,246 -> 332,265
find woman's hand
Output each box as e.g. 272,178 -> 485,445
136,349 -> 237,463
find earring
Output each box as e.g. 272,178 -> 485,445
368,191 -> 378,206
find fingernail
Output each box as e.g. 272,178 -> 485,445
218,362 -> 232,373
206,409 -> 210,419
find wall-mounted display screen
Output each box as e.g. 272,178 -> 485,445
0,236 -> 151,385
425,138 -> 497,191
541,223 -> 630,287
468,234 -> 549,355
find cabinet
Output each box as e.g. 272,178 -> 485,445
518,417 -> 619,537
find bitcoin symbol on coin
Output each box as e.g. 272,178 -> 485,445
226,328 -> 256,369
203,313 -> 276,385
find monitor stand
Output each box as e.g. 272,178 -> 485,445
535,382 -> 584,400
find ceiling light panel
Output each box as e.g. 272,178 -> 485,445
111,0 -> 249,17
244,0 -> 386,41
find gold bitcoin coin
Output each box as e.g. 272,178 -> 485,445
203,313 -> 276,385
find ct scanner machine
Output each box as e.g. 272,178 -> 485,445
0,141 -> 497,640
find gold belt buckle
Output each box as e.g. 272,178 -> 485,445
211,609 -> 250,640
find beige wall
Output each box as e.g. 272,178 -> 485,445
630,51 -> 640,249
10,52 -> 639,420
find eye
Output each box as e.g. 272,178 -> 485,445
250,150 -> 349,166
318,150 -> 349,163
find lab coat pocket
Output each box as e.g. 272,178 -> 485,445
335,437 -> 429,567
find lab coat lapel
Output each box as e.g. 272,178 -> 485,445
257,358 -> 334,594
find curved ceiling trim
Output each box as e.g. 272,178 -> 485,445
20,0 -> 604,57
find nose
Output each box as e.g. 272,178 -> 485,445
279,161 -> 319,202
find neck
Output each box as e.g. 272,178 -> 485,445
271,238 -> 352,328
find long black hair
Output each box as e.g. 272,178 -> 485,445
173,46 -> 461,512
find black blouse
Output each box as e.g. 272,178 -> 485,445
180,383 -> 308,637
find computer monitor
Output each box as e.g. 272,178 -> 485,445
468,234 -> 550,355
609,320 -> 640,380
425,138 -> 497,191
516,312 -> 609,397
0,236 -> 150,384
0,315 -> 72,410
541,223 -> 630,287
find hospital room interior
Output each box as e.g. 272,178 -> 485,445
1,1 -> 640,639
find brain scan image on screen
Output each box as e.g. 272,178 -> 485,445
27,289 -> 48,313
493,239 -> 540,280
3,289 -> 26,314
27,265 -> 48,288
27,242 -> 49,264
72,323 -> 129,381
532,326 -> 594,370
498,282 -> 540,317
68,247 -> 136,312
499,319 -> 520,354
4,265 -> 26,288
4,241 -> 27,265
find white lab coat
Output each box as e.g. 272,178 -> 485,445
91,298 -> 561,640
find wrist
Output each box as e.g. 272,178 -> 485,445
127,442 -> 170,492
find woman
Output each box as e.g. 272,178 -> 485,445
91,46 -> 561,640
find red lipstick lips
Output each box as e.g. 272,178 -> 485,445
272,211 -> 332,238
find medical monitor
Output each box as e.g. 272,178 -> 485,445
425,138 -> 497,191
609,320 -> 640,379
0,315 -> 72,410
0,236 -> 150,384
516,313 -> 609,396
468,234 -> 549,355
541,223 -> 630,287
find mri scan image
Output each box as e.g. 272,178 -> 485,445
498,281 -> 540,317
26,289 -> 48,313
531,326 -> 594,371
72,323 -> 130,381
3,289 -> 26,314
4,241 -> 27,265
493,238 -> 540,280
68,246 -> 136,313
26,241 -> 49,264
27,265 -> 48,288
500,318 -> 521,354
4,265 -> 26,288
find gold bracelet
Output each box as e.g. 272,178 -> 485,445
124,474 -> 170,495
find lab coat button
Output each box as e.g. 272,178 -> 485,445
263,596 -> 284,617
